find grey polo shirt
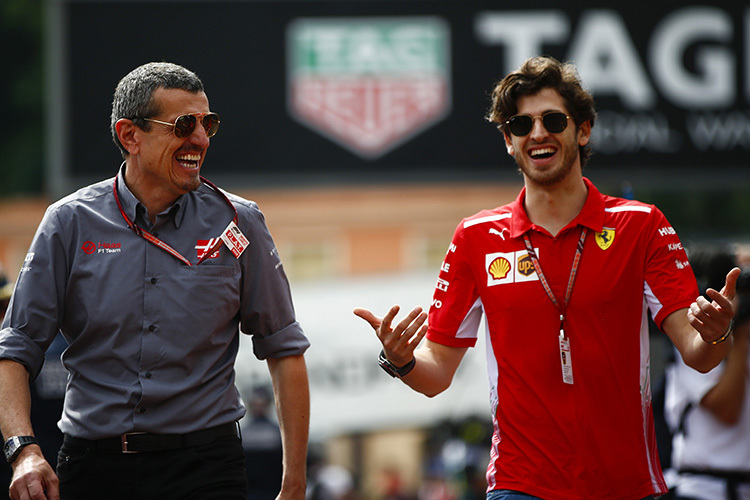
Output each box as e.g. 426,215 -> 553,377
0,167 -> 309,439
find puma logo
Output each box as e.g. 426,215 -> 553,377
489,228 -> 509,240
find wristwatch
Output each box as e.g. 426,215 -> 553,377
378,350 -> 416,378
3,436 -> 38,464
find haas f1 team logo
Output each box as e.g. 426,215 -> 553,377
287,17 -> 451,159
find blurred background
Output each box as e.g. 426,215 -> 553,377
1,1 -> 748,499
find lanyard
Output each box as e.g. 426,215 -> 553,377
113,175 -> 238,266
523,228 -> 587,339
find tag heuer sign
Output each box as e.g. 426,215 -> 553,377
287,17 -> 451,159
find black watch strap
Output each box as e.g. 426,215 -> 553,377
378,350 -> 416,378
4,435 -> 38,464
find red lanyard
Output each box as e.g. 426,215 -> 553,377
113,175 -> 238,266
523,228 -> 587,339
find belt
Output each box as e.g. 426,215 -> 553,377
63,422 -> 240,454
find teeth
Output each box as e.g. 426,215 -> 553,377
530,147 -> 555,158
176,154 -> 201,161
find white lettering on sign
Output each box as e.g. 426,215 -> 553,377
593,111 -> 681,154
687,111 -> 750,150
475,11 -> 569,74
474,7 -> 746,111
569,10 -> 656,109
651,7 -> 734,108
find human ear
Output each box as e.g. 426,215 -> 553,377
504,131 -> 515,156
115,119 -> 140,155
578,119 -> 592,147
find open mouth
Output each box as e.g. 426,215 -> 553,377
176,153 -> 201,169
529,147 -> 556,160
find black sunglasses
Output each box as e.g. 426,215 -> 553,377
144,112 -> 220,138
505,111 -> 569,137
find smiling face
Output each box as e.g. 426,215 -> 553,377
116,87 -> 214,213
137,87 -> 211,195
504,87 -> 591,188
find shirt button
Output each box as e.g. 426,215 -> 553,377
148,325 -> 156,332
139,408 -> 146,414
150,277 -> 158,284
145,372 -> 152,379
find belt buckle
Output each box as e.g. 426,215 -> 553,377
121,432 -> 147,453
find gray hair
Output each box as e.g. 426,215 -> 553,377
110,62 -> 204,157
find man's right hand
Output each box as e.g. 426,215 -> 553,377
353,305 -> 428,367
9,446 -> 59,500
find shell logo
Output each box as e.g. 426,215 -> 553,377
488,257 -> 511,280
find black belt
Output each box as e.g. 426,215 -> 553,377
63,422 -> 240,454
679,468 -> 750,482
679,468 -> 750,500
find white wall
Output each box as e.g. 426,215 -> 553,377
236,271 -> 490,439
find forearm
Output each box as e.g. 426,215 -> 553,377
0,359 -> 60,500
400,341 -> 467,398
680,330 -> 733,374
663,307 -> 734,374
0,359 -> 34,439
267,355 -> 310,499
701,323 -> 749,424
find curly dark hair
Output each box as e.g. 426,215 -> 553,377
486,56 -> 597,167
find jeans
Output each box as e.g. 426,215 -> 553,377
487,490 -> 544,500
487,490 -> 657,500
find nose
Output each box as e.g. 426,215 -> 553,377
528,116 -> 549,141
187,122 -> 211,148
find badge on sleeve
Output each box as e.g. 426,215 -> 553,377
220,221 -> 250,258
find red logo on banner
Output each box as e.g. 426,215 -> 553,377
288,18 -> 451,159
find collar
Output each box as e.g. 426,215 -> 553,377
115,164 -> 187,229
509,177 -> 606,238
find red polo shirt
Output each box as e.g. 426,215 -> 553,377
427,178 -> 697,500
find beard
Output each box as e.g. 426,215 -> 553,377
175,172 -> 202,193
515,139 -> 581,187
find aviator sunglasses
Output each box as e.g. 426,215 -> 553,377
143,112 -> 221,138
505,111 -> 569,137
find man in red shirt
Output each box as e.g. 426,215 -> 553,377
355,56 -> 738,500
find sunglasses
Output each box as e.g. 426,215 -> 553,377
505,111 -> 569,137
143,112 -> 220,138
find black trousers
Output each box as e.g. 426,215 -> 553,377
57,434 -> 248,500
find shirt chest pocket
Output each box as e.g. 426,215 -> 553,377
173,265 -> 241,324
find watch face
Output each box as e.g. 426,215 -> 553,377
4,436 -> 36,463
3,437 -> 17,462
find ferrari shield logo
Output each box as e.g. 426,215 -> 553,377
595,228 -> 615,250
287,17 -> 451,159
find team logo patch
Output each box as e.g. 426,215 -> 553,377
595,227 -> 615,250
516,253 -> 535,277
486,250 -> 539,286
287,17 -> 451,159
196,238 -> 221,260
488,256 -> 511,280
81,241 -> 96,254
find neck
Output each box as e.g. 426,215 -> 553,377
523,176 -> 588,236
123,160 -> 180,224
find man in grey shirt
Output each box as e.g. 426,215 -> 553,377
0,62 -> 310,500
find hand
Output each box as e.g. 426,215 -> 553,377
8,447 -> 59,500
353,305 -> 428,367
688,267 -> 741,343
